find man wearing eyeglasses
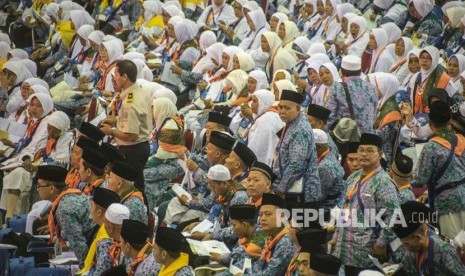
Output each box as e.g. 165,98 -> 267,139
331,133 -> 400,276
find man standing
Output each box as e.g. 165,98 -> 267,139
273,90 -> 321,209
332,133 -> 400,276
325,55 -> 377,134
100,60 -> 152,192
313,129 -> 345,211
412,101 -> 465,240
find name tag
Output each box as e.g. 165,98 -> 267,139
390,238 -> 402,252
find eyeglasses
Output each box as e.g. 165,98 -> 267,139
419,55 -> 432,61
357,148 -> 378,155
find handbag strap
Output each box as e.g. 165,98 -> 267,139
428,135 -> 457,210
341,82 -> 356,120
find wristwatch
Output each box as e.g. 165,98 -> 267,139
111,127 -> 117,136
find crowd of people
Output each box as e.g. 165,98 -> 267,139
0,0 -> 465,275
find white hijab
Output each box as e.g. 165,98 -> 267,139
0,41 -> 10,60
223,46 -> 244,71
446,7 -> 465,28
154,89 -> 177,105
77,24 -> 95,49
8,49 -> 28,59
226,69 -> 249,95
235,52 -> 255,72
3,60 -> 25,85
381,22 -> 401,44
31,85 -> 49,95
368,72 -> 400,107
152,98 -> 178,131
24,78 -> 49,90
306,43 -> 326,57
320,62 -> 342,89
88,30 -> 105,45
254,89 -> 275,116
336,3 -> 355,21
206,42 -> 226,65
449,54 -> 465,81
27,93 -> 54,118
412,0 -> 434,19
174,20 -> 196,45
420,46 -> 440,80
249,70 -> 269,91
199,31 -> 217,53
102,39 -> 124,66
70,10 -> 95,31
20,59 -> 37,78
48,111 -> 70,131
293,36 -> 312,57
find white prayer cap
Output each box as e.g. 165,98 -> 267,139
341,55 -> 361,71
105,203 -> 130,225
207,165 -> 231,181
358,271 -> 384,276
313,129 -> 328,144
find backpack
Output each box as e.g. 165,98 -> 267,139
329,82 -> 361,158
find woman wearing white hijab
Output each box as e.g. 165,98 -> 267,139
408,0 -> 443,47
319,62 -> 341,107
8,49 -> 28,60
218,69 -> 249,105
442,7 -> 465,56
273,79 -> 297,101
20,59 -> 37,78
368,72 -> 402,165
192,31 -> 217,74
144,98 -> 185,210
269,12 -> 288,32
0,93 -> 54,219
372,0 -> 407,26
261,31 -> 296,81
292,36 -> 312,79
401,49 -> 421,88
247,70 -> 268,93
0,41 -> 10,68
408,46 -> 459,115
3,60 -> 26,117
321,0 -> 342,43
196,0 -> 236,30
246,89 -> 284,166
96,38 -> 124,92
388,37 -> 415,83
447,54 -> 465,95
381,22 -> 402,58
368,28 -> 394,73
343,16 -> 369,58
278,21 -> 299,52
239,9 -> 268,51
232,52 -> 255,72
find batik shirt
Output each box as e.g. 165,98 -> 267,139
251,233 -> 297,276
319,152 -> 345,208
412,137 -> 465,216
174,266 -> 195,275
94,238 -> 113,275
411,12 -> 443,47
56,194 -> 95,265
399,230 -> 465,276
218,228 -> 267,276
398,186 -> 415,203
272,113 -> 321,203
332,167 -> 401,268
326,77 -> 378,134
133,252 -> 161,276
212,189 -> 249,247
122,196 -> 148,225
143,158 -> 184,209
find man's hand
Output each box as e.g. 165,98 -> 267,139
186,159 -> 199,172
399,102 -> 413,123
37,224 -> 50,235
178,195 -> 190,206
1,138 -> 14,148
296,79 -> 309,90
183,222 -> 200,232
170,64 -> 183,75
373,244 -> 387,259
99,123 -> 113,136
209,252 -> 223,263
198,81 -> 208,91
190,232 -> 207,240
418,194 -> 428,204
101,116 -> 117,127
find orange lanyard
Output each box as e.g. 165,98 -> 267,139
415,228 -> 429,273
317,148 -> 330,163
399,184 -> 412,190
346,169 -> 378,203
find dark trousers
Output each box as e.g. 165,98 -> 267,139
118,141 -> 150,192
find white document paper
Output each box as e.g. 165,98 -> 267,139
178,157 -> 195,189
49,251 -> 78,265
0,117 -> 9,130
186,239 -> 230,256
172,183 -> 192,200
8,121 -> 27,143
120,15 -> 130,28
